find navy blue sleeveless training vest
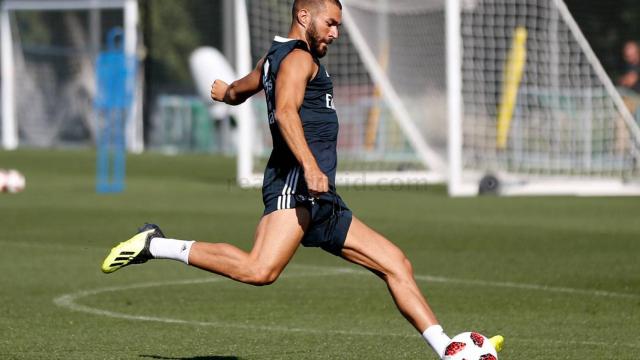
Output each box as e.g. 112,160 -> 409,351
261,36 -> 340,211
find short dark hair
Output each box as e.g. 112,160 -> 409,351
292,0 -> 342,20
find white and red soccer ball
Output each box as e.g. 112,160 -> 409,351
0,169 -> 26,194
443,332 -> 498,360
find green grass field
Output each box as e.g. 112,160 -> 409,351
1,149 -> 639,359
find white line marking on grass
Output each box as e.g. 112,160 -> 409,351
506,337 -> 640,349
0,239 -> 104,251
54,267 -> 397,338
411,273 -> 640,300
326,266 -> 640,300
53,264 -> 640,348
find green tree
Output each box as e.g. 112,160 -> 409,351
140,0 -> 204,87
140,0 -> 224,89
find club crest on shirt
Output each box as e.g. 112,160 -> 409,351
326,94 -> 335,110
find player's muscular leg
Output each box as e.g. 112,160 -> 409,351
188,207 -> 310,286
341,216 -> 439,332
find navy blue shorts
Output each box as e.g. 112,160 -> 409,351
262,166 -> 352,256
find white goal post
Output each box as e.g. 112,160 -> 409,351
1,0 -> 142,152
236,0 -> 640,196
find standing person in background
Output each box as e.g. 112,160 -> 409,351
616,40 -> 640,153
618,40 -> 640,93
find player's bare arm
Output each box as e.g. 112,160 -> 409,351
211,58 -> 264,105
274,49 -> 328,196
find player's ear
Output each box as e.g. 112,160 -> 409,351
296,8 -> 311,29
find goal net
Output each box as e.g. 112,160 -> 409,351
240,0 -> 640,195
243,0 -> 446,187
1,0 -> 141,151
452,0 -> 640,195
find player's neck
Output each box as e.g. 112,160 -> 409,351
287,27 -> 310,49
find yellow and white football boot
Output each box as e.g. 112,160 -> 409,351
101,223 -> 164,274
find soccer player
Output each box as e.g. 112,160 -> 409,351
101,0 -> 503,358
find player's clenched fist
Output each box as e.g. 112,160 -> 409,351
304,165 -> 329,198
211,79 -> 229,103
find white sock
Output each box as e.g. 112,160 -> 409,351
149,237 -> 195,264
422,324 -> 451,359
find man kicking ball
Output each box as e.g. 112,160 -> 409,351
101,1 -> 503,358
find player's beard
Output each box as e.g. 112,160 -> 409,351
307,21 -> 328,58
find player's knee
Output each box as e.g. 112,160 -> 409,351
387,255 -> 414,282
401,256 -> 414,276
396,256 -> 414,279
247,267 -> 280,286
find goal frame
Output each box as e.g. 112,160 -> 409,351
0,0 -> 143,152
446,0 -> 640,196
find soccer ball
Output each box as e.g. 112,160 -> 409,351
0,169 -> 26,194
443,332 -> 498,360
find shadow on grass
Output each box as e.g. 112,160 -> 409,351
140,355 -> 240,360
